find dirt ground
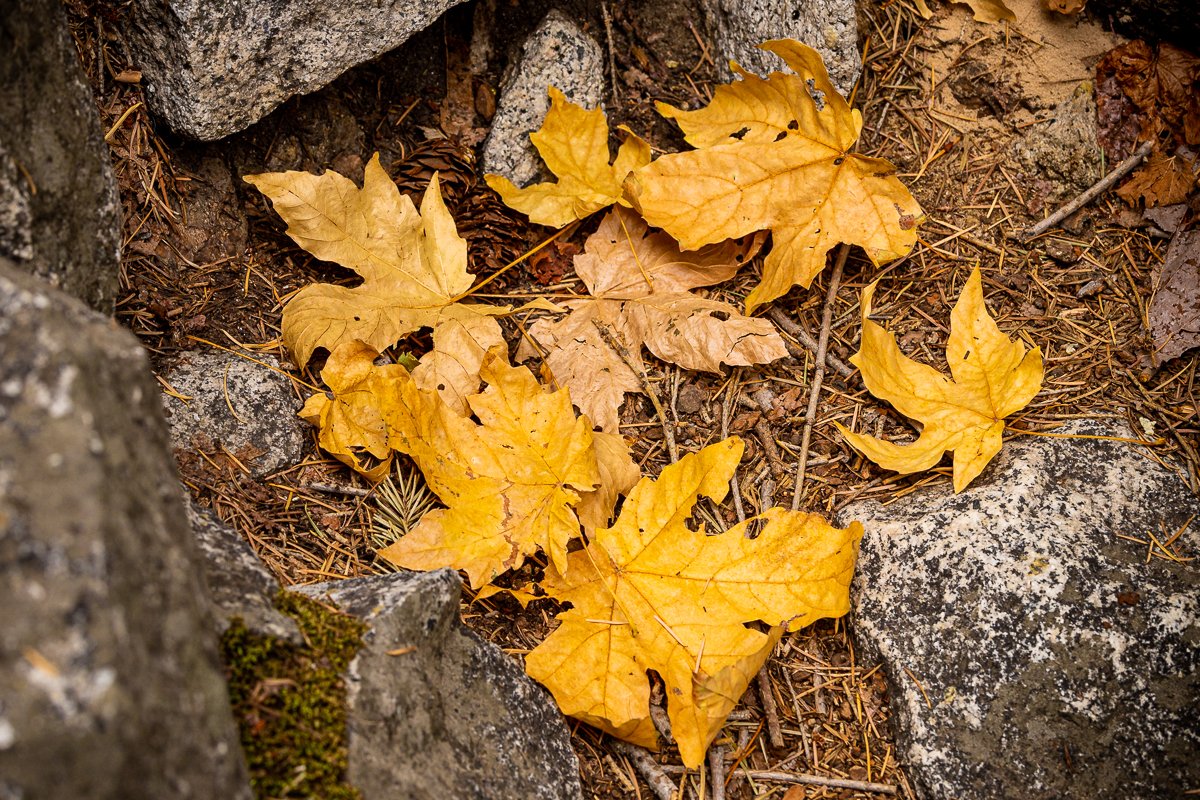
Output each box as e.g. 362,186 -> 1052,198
69,0 -> 1197,797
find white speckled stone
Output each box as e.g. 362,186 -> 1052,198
162,350 -> 306,478
839,419 -> 1200,800
123,0 -> 467,141
480,10 -> 604,188
697,0 -> 861,95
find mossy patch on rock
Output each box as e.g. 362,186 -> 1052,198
221,590 -> 367,799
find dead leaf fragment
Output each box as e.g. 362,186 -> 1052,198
525,437 -> 863,767
954,0 -> 1016,22
379,352 -> 603,586
1043,0 -> 1084,14
1149,227 -> 1200,366
1097,41 -> 1200,162
519,207 -> 784,430
628,40 -> 922,312
1117,152 -> 1199,208
246,155 -> 502,368
485,88 -> 651,228
835,268 -> 1043,492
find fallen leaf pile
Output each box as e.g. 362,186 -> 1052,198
517,207 -> 786,430
1096,41 -> 1200,208
302,340 -> 638,587
241,39 -> 1049,767
835,268 -> 1044,492
526,438 -> 863,767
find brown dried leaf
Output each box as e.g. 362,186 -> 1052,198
1149,227 -> 1200,366
519,208 -> 784,431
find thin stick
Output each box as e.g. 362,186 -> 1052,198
662,765 -> 897,795
767,309 -> 854,378
751,389 -> 786,483
601,1 -> 620,102
612,740 -> 677,800
300,482 -> 370,497
721,372 -> 747,521
757,666 -> 786,749
709,745 -> 726,800
726,770 -> 897,795
792,245 -> 849,510
594,321 -> 679,462
1018,139 -> 1154,241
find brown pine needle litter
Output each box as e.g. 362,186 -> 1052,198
68,0 -> 1196,797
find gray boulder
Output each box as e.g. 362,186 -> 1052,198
295,570 -> 583,800
840,419 -> 1200,800
161,350 -> 306,478
187,501 -> 302,644
0,0 -> 122,313
123,0 -> 467,141
698,0 -> 861,95
0,259 -> 250,799
480,10 -> 604,188
1014,81 -> 1104,200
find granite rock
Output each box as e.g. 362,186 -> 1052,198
0,259 -> 250,799
123,0 -> 467,141
161,350 -> 306,478
480,10 -> 604,188
296,570 -> 583,800
0,0 -> 122,312
1014,81 -> 1104,200
698,0 -> 861,95
187,501 -> 301,644
840,419 -> 1200,800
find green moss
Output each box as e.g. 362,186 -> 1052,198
221,591 -> 368,800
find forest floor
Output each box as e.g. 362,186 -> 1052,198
69,0 -> 1197,797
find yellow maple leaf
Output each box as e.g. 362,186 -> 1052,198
518,207 -> 784,431
245,154 -> 504,368
299,340 -> 402,482
626,40 -> 923,313
834,267 -> 1043,492
525,438 -> 863,767
484,88 -> 651,228
379,351 -> 640,587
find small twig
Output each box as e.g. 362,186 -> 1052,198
757,477 -> 776,513
709,745 -> 726,800
649,702 -> 673,742
728,770 -> 897,795
1017,139 -> 1154,241
751,389 -> 786,483
792,245 -> 849,510
299,482 -> 370,497
767,308 -> 854,379
601,1 -> 620,102
662,766 -> 897,795
603,753 -> 639,796
756,666 -> 786,749
720,373 -> 747,522
594,320 -> 679,462
612,740 -> 677,800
